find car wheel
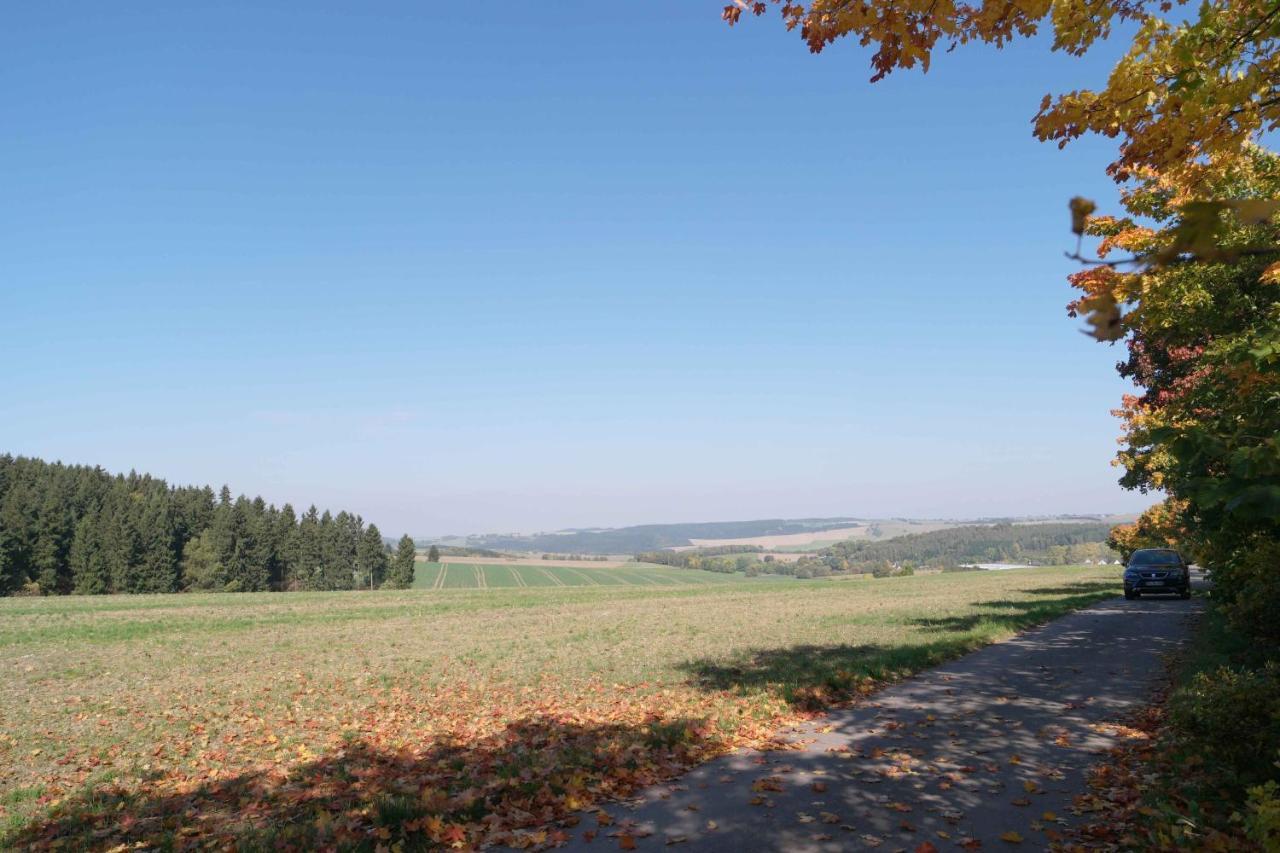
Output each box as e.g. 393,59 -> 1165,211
1124,591 -> 1137,600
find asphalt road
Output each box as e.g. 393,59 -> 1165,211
556,579 -> 1206,852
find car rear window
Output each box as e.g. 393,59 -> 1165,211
1130,549 -> 1181,565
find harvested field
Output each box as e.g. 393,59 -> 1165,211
0,566 -> 1120,850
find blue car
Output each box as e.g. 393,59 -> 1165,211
1123,548 -> 1192,600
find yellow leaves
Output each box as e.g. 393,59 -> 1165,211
734,0 -> 1280,199
1000,830 -> 1025,843
1077,290 -> 1125,342
1070,197 -> 1097,235
1230,199 -> 1280,225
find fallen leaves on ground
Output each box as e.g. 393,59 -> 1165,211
8,673 -> 821,851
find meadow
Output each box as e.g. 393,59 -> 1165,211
0,565 -> 1121,850
411,561 -> 748,589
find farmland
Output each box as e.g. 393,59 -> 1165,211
412,561 -> 748,589
0,566 -> 1121,850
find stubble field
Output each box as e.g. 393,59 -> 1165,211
411,561 -> 747,589
0,566 -> 1120,850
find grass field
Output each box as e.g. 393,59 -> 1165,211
411,561 -> 750,589
0,566 -> 1121,850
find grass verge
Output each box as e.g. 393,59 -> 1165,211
1071,597 -> 1280,850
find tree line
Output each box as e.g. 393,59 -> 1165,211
783,522 -> 1116,577
0,455 -> 416,595
822,522 -> 1114,565
636,545 -> 767,575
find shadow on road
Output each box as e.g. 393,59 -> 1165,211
13,578 -> 1179,851
681,583 -> 1121,709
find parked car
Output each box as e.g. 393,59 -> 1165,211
1123,548 -> 1192,600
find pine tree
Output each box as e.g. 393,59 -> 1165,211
0,478 -> 35,593
427,544 -> 440,563
296,505 -> 322,590
0,456 -> 407,597
273,504 -> 299,590
135,492 -> 179,592
70,511 -> 109,594
357,524 -> 389,589
181,530 -> 225,590
389,535 -> 416,589
33,488 -> 72,594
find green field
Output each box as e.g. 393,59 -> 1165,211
0,565 -> 1121,850
412,561 -> 751,589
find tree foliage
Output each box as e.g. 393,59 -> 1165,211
726,0 -> 1280,191
388,534 -> 417,589
1069,150 -> 1280,641
0,455 -> 414,596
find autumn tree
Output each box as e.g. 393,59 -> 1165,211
729,0 -> 1280,633
727,0 -> 1280,187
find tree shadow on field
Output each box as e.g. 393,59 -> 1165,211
6,715 -> 713,852
680,583 -> 1120,710
10,583 -> 1123,851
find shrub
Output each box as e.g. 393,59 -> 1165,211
1243,780 -> 1280,852
1215,540 -> 1280,646
1169,662 -> 1280,787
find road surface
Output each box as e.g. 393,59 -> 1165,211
556,582 -> 1204,851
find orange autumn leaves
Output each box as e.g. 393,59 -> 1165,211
727,1 -> 1280,197
13,674 -> 816,851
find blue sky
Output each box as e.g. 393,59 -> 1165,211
1,2 -> 1155,536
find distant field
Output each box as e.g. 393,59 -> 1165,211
416,555 -> 632,567
411,561 -> 744,589
685,520 -> 964,551
0,566 -> 1120,850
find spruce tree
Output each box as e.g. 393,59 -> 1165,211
296,506 -> 322,590
70,511 -> 109,594
181,531 -> 225,590
390,535 -> 416,588
357,524 -> 389,589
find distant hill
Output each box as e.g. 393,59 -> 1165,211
792,521 -> 1120,576
431,515 -> 1125,556
438,518 -> 865,555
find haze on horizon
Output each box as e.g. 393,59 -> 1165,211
1,3 -> 1156,539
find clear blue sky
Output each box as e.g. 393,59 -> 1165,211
1,2 -> 1154,536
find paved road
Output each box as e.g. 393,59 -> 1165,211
557,583 -> 1204,851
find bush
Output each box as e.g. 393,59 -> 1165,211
1169,662 -> 1280,786
1214,539 -> 1280,646
1244,780 -> 1280,852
